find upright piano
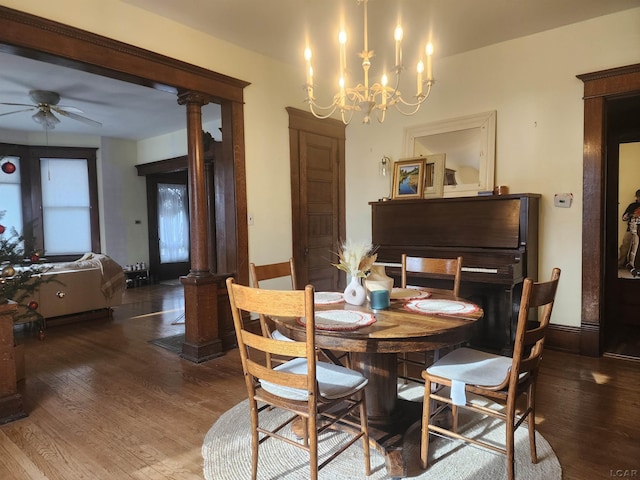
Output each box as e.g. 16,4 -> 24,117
370,193 -> 539,353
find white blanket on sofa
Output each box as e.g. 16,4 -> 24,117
51,253 -> 126,300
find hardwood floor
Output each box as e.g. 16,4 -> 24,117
2,284 -> 639,479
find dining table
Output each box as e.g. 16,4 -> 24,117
272,287 -> 483,478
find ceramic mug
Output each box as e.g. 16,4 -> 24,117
369,289 -> 390,310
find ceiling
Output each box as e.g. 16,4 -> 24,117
1,0 -> 638,141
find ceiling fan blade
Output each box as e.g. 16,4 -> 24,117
56,104 -> 84,114
0,102 -> 35,107
53,107 -> 102,127
0,107 -> 36,116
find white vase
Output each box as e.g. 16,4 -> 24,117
365,265 -> 394,297
343,276 -> 366,306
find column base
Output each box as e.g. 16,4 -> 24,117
180,339 -> 224,363
0,393 -> 27,425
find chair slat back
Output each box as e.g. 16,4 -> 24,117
250,258 -> 297,289
510,268 -> 561,384
401,254 -> 463,297
226,277 -> 317,395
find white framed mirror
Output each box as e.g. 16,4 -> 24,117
403,110 -> 496,197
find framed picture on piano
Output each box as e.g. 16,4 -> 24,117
391,158 -> 425,200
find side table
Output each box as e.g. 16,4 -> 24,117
125,269 -> 149,288
0,301 -> 27,424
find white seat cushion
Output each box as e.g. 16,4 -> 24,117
260,357 -> 368,401
426,347 -> 512,387
271,329 -> 293,342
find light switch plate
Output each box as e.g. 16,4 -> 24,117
554,193 -> 573,208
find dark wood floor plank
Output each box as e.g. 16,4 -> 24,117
1,284 -> 639,479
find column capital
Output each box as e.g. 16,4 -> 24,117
177,90 -> 212,107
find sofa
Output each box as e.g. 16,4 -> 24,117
17,253 -> 125,323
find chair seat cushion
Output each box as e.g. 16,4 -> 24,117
426,347 -> 512,387
271,329 -> 293,342
261,358 -> 368,401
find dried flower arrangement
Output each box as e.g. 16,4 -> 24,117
332,239 -> 378,278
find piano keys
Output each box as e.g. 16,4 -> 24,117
370,193 -> 539,353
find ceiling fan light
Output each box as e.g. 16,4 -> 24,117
32,109 -> 60,129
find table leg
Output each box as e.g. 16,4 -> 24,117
349,351 -> 422,478
350,352 -> 397,421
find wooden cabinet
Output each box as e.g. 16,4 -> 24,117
0,301 -> 27,424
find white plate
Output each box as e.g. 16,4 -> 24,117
297,309 -> 376,331
405,299 -> 479,315
390,287 -> 431,301
314,292 -> 344,305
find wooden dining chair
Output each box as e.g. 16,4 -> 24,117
250,258 -> 297,339
251,258 -> 349,368
401,254 -> 463,296
420,268 -> 561,480
399,254 -> 464,382
226,277 -> 371,480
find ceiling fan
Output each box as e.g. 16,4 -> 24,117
0,90 -> 102,129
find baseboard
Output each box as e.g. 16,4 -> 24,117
546,324 -> 582,354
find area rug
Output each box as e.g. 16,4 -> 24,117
202,387 -> 561,480
149,333 -> 184,354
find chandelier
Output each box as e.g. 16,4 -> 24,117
303,0 -> 434,125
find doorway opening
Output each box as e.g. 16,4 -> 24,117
147,172 -> 190,282
605,95 -> 640,360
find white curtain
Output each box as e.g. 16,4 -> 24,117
158,183 -> 189,263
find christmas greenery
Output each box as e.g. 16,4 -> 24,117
0,211 -> 55,328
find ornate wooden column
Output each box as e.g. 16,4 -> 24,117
0,301 -> 26,424
177,91 -> 225,362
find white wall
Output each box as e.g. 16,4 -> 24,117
99,137 -> 148,267
4,0 -> 640,328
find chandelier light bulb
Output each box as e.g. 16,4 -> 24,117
394,26 -> 403,42
394,26 -> 403,67
425,42 -> 434,81
426,42 -> 434,56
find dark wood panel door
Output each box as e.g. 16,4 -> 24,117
300,131 -> 340,290
288,108 -> 345,291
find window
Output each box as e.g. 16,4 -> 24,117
157,183 -> 189,263
0,143 -> 99,261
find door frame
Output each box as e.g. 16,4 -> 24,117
579,63 -> 640,356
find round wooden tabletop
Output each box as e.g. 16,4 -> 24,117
273,292 -> 483,354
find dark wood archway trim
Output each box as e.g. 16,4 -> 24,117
0,6 -> 248,101
579,63 -> 640,356
0,5 -> 250,361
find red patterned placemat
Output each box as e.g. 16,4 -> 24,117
297,310 -> 376,331
404,299 -> 479,315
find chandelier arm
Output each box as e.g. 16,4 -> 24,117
373,108 -> 387,124
307,101 -> 340,120
340,108 -> 356,125
392,83 -> 433,109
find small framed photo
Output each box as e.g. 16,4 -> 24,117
423,153 -> 445,198
391,158 -> 425,199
